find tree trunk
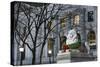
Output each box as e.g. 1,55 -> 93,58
40,45 -> 44,64
32,29 -> 38,64
40,39 -> 46,63
32,48 -> 36,64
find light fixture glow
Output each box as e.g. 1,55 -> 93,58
48,50 -> 52,54
19,47 -> 24,52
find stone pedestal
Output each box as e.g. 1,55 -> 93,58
57,50 -> 71,63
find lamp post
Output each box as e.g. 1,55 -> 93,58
48,38 -> 55,63
19,46 -> 25,65
48,50 -> 52,63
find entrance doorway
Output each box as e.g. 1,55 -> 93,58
60,36 -> 67,50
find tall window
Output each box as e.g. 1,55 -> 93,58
47,21 -> 52,30
88,11 -> 94,22
60,17 -> 66,28
73,15 -> 80,25
47,21 -> 55,32
88,31 -> 95,45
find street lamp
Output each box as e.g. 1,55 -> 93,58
48,49 -> 52,63
19,47 -> 24,52
48,50 -> 52,54
19,46 -> 25,65
48,38 -> 55,63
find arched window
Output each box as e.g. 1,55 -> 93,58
88,31 -> 96,45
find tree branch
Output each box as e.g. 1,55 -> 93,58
24,42 -> 33,51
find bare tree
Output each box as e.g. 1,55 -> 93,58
14,2 -> 68,64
